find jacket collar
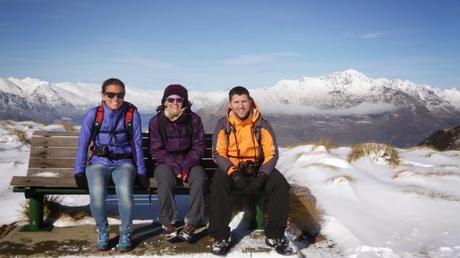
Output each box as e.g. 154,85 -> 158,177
102,101 -> 127,116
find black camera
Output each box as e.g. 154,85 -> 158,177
94,145 -> 109,157
238,161 -> 259,176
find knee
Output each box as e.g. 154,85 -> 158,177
210,168 -> 231,189
90,188 -> 106,207
118,192 -> 133,208
266,169 -> 290,191
188,166 -> 206,185
88,180 -> 106,196
116,181 -> 133,197
154,165 -> 176,184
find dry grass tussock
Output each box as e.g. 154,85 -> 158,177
9,128 -> 30,144
0,222 -> 18,240
404,187 -> 458,201
325,175 -> 353,184
393,170 -> 460,179
287,138 -> 334,152
54,119 -> 75,131
223,185 -> 322,240
288,185 -> 322,239
20,196 -> 91,224
303,163 -> 339,171
348,143 -> 400,165
409,145 -> 441,152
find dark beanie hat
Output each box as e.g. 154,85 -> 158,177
162,84 -> 188,104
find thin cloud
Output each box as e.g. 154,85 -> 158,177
362,32 -> 383,39
222,52 -> 300,66
111,57 -> 175,69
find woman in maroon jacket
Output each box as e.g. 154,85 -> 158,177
148,84 -> 206,242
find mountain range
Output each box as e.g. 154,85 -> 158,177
1,69 -> 459,147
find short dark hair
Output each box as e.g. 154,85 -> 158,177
229,86 -> 250,101
101,78 -> 125,93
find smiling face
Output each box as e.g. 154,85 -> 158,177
101,84 -> 125,110
229,93 -> 252,120
164,94 -> 184,114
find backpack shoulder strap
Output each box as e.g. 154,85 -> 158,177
124,102 -> 137,140
253,118 -> 264,164
90,104 -> 104,144
186,112 -> 194,141
224,120 -> 234,147
157,112 -> 168,143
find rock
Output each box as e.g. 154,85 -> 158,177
418,125 -> 460,150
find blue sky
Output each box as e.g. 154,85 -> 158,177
0,0 -> 459,90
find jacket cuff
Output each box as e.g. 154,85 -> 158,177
226,165 -> 237,175
258,167 -> 272,176
74,170 -> 85,176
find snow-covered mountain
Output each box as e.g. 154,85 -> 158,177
1,70 -> 460,146
2,69 -> 460,116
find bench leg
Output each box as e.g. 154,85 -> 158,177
250,193 -> 265,229
20,191 -> 53,232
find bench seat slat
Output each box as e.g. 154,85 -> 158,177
28,157 -> 217,169
10,176 -> 161,188
27,168 -> 74,176
26,167 -> 217,178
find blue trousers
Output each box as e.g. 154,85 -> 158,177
85,163 -> 137,233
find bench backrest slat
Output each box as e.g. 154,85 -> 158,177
27,131 -> 216,177
31,135 -> 213,149
29,147 -> 214,160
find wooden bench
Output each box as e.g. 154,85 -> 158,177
10,131 -> 264,232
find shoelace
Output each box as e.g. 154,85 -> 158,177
275,238 -> 287,246
120,233 -> 131,243
98,233 -> 109,242
183,224 -> 195,233
213,239 -> 228,247
163,225 -> 175,234
268,237 -> 287,246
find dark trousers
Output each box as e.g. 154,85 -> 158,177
154,164 -> 207,226
208,167 -> 290,240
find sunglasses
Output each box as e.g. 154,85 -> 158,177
166,97 -> 184,104
105,92 -> 125,99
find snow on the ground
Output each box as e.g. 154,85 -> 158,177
279,145 -> 460,257
0,120 -> 66,224
1,120 -> 460,257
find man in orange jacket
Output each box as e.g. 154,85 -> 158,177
209,86 -> 292,255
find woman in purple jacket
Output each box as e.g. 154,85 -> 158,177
149,84 -> 206,242
74,78 -> 149,252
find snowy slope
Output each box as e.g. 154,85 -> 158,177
0,121 -> 66,224
1,121 -> 459,257
279,144 -> 460,257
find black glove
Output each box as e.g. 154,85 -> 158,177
231,171 -> 248,190
74,173 -> 88,189
138,175 -> 150,190
243,172 -> 267,193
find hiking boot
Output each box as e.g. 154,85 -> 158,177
162,224 -> 178,241
178,223 -> 195,242
265,236 -> 294,255
96,230 -> 109,251
117,231 -> 132,252
211,236 -> 231,255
